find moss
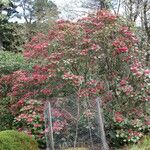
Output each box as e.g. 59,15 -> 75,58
0,130 -> 39,150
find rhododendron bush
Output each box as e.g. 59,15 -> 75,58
13,99 -> 68,148
0,10 -> 149,148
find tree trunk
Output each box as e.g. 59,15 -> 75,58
100,0 -> 109,9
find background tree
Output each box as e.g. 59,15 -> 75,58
0,0 -> 23,52
95,0 -> 150,65
13,0 -> 59,40
0,0 -> 18,17
117,0 -> 150,66
99,0 -> 110,9
143,0 -> 150,65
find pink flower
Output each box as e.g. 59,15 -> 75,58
78,88 -> 89,97
88,87 -> 97,94
135,71 -> 143,77
52,109 -> 62,117
144,69 -> 150,75
145,96 -> 150,101
83,38 -> 91,43
56,19 -> 66,24
41,89 -> 52,95
33,124 -> 41,128
79,49 -> 89,55
18,128 -> 23,131
91,44 -> 100,51
117,47 -> 128,53
120,26 -> 129,32
133,132 -> 142,137
17,99 -> 24,105
113,41 -> 120,47
145,122 -> 150,125
115,116 -> 124,123
114,112 -> 124,123
44,128 -> 49,133
120,79 -> 127,86
63,73 -> 84,85
27,118 -> 33,123
53,121 -> 66,132
130,66 -> 138,73
86,80 -> 97,85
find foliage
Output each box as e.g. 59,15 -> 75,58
13,0 -> 59,41
0,10 -> 149,148
0,130 -> 39,150
0,97 -> 14,131
0,51 -> 34,75
0,51 -> 23,75
109,111 -> 150,147
13,0 -> 58,23
0,1 -> 23,52
96,0 -> 110,9
0,0 -> 18,17
0,14 -> 24,52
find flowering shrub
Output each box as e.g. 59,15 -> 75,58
13,99 -> 45,147
109,111 -> 150,147
0,10 -> 149,148
13,99 -> 68,148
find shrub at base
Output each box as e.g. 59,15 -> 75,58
0,130 -> 39,150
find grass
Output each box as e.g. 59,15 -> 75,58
64,148 -> 88,150
63,137 -> 150,150
119,136 -> 150,150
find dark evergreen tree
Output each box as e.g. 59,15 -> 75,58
0,0 -> 22,52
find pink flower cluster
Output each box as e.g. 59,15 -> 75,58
78,80 -> 105,97
53,121 -> 66,132
113,39 -> 129,53
114,112 -> 124,123
63,73 -> 84,86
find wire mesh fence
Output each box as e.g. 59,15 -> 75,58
44,96 -> 109,150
